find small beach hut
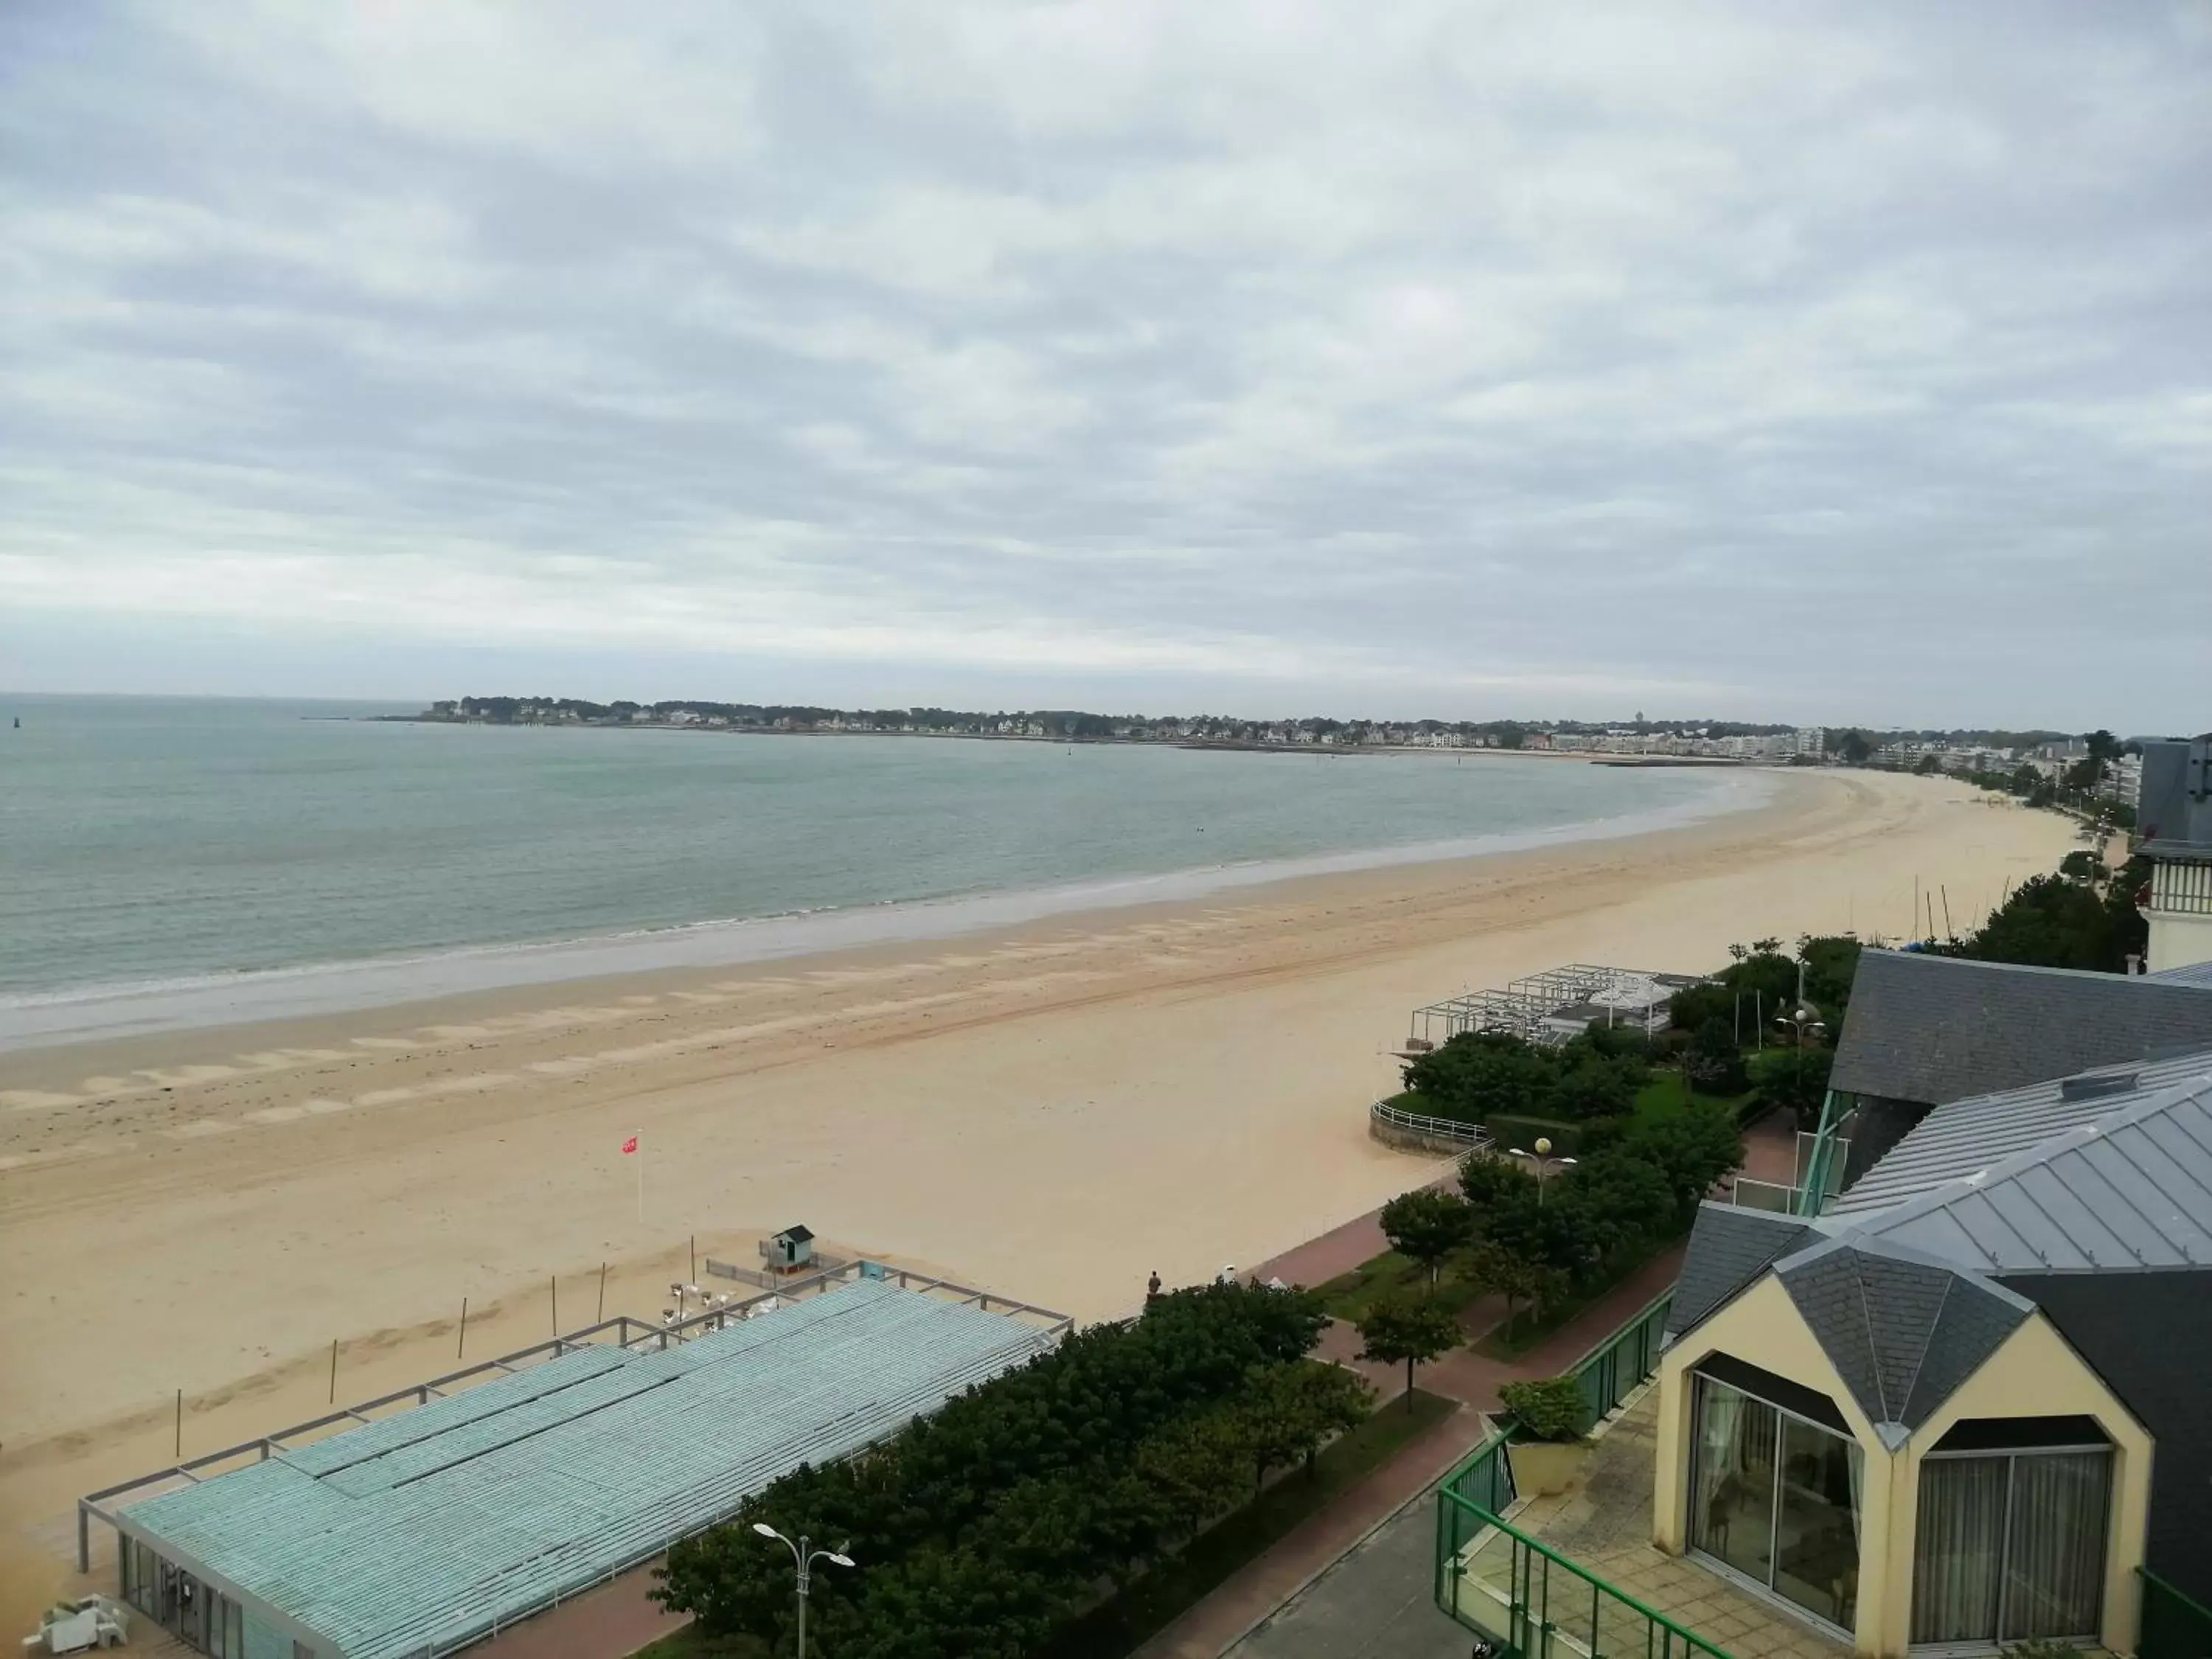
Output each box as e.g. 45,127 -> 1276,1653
762,1224 -> 815,1270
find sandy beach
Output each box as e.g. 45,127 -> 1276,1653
0,768 -> 2074,1630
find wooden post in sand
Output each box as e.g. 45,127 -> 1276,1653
597,1262 -> 608,1324
457,1297 -> 468,1360
551,1276 -> 559,1340
175,1389 -> 182,1459
689,1234 -> 696,1286
328,1338 -> 338,1405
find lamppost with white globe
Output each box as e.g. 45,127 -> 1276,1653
1508,1135 -> 1576,1204
752,1523 -> 854,1659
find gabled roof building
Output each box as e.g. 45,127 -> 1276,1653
1652,1050 -> 2212,1652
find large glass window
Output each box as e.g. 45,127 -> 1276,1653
1689,1374 -> 1863,1632
1912,1447 -> 2111,1646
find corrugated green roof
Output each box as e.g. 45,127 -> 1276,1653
124,1281 -> 1056,1659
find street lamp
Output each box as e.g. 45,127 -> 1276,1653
753,1523 -> 854,1659
1507,1136 -> 1577,1206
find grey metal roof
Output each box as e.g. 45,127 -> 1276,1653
1849,1071 -> 2212,1273
1663,1204 -> 1818,1342
122,1281 -> 1057,1659
1773,1237 -> 2031,1444
1829,1046 -> 2212,1216
2150,958 -> 2212,988
1829,949 -> 2212,1106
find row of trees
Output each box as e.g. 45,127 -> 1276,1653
1357,1105 -> 1749,1396
655,1284 -> 1368,1659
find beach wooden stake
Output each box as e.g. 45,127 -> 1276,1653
328,1338 -> 338,1405
551,1275 -> 559,1339
689,1234 -> 696,1287
597,1262 -> 608,1324
457,1297 -> 468,1360
175,1389 -> 183,1459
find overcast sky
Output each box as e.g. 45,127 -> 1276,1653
3,4 -> 2207,728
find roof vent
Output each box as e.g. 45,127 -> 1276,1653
2060,1071 -> 2140,1101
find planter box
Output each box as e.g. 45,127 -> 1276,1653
1506,1439 -> 1592,1498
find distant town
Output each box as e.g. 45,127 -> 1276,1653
398,697 -> 2140,800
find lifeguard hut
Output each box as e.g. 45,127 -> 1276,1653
761,1224 -> 815,1273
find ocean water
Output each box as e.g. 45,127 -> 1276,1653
0,695 -> 1764,1045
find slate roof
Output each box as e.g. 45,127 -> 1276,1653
1829,1045 -> 2212,1217
1829,950 -> 2212,1106
1850,1070 -> 2212,1273
2151,959 -> 2212,988
1664,1204 -> 1818,1341
1773,1237 -> 2031,1446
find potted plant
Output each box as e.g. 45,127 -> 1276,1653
1500,1377 -> 1593,1497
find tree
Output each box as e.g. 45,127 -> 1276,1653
1835,729 -> 1874,764
1357,1294 -> 1462,1410
1955,858 -> 2150,973
1916,752 -> 1943,775
1380,1187 -> 1472,1284
1686,1015 -> 1747,1093
1231,1361 -> 1372,1489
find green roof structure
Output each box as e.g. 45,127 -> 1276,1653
114,1279 -> 1059,1658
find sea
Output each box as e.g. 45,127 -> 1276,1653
0,695 -> 1771,1048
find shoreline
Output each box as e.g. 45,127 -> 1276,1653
0,767 -> 1773,1052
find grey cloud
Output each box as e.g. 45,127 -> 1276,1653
1,0 -> 2207,724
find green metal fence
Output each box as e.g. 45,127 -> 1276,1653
1434,1290 -> 1701,1659
1438,1494 -> 1731,1659
2140,1566 -> 2212,1659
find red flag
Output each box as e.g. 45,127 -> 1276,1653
621,1135 -> 639,1155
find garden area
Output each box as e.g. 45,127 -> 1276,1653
1337,937 -> 1863,1385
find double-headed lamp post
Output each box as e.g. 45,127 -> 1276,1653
752,1523 -> 854,1659
1507,1135 -> 1577,1205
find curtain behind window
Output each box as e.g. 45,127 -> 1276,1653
1912,1458 -> 2008,1644
2003,1453 -> 2110,1640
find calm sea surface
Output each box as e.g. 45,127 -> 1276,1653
0,696 -> 1762,1043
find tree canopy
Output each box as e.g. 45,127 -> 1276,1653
1356,1294 -> 1461,1408
1401,1031 -> 1649,1126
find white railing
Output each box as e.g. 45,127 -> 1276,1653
1369,1099 -> 1493,1152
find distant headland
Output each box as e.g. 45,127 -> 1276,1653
383,697 -> 1821,759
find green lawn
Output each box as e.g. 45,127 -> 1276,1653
1313,1248 -> 1481,1324
635,1391 -> 1459,1659
1630,1068 -> 1756,1125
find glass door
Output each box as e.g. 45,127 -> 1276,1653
1689,1375 -> 1864,1634
1911,1450 -> 2112,1645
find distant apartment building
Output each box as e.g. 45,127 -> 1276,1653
1795,726 -> 1826,758
2138,735 -> 2212,975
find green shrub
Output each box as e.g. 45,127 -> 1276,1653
1499,1377 -> 1590,1443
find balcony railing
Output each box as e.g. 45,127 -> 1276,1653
2140,1566 -> 2212,1659
1434,1290 -> 1722,1659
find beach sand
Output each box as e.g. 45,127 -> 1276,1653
0,768 -> 2074,1629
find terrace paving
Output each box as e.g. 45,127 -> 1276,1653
1457,1388 -> 1851,1659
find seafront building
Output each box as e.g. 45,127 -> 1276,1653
1436,948 -> 2212,1659
84,1272 -> 1065,1659
2138,734 -> 2212,975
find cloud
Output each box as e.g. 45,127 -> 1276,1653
1,0 -> 2207,725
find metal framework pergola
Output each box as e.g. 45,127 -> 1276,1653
1406,964 -> 1700,1050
